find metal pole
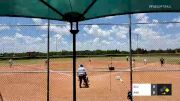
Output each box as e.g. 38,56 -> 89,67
111,56 -> 112,67
70,22 -> 79,101
128,14 -> 133,101
137,34 -> 139,50
110,71 -> 112,91
3,47 -> 4,55
47,19 -> 50,101
0,92 -> 4,101
56,37 -> 58,52
73,32 -> 76,101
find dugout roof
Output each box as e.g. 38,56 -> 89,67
0,0 -> 180,22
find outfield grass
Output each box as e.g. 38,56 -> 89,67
77,56 -> 180,64
0,59 -> 46,66
0,60 -> 9,66
133,56 -> 180,64
50,58 -> 72,61
0,55 -> 179,67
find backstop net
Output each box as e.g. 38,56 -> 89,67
0,13 -> 179,101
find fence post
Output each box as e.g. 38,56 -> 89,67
70,22 -> 79,101
47,19 -> 50,101
0,92 -> 4,101
128,14 -> 133,101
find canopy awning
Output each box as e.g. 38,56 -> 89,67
0,0 -> 180,22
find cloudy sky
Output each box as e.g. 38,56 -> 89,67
0,13 -> 180,53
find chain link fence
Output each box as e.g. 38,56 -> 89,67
0,13 -> 179,101
0,19 -> 48,101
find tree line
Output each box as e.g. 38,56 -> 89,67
134,48 -> 180,54
0,48 -> 179,59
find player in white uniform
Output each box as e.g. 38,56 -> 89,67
9,58 -> 13,68
143,58 -> 147,65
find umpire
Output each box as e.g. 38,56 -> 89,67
77,64 -> 88,88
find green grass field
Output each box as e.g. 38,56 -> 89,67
0,55 -> 179,67
0,59 -> 45,66
77,56 -> 180,64
132,56 -> 180,64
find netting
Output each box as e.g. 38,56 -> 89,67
0,13 -> 179,101
0,20 -> 48,101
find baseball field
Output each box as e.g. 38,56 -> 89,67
0,56 -> 179,101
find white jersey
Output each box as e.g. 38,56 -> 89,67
77,67 -> 86,76
9,59 -> 13,64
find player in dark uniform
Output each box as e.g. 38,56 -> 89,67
160,57 -> 165,67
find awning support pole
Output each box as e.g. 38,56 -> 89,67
47,19 -> 50,101
70,22 -> 79,101
128,14 -> 133,101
